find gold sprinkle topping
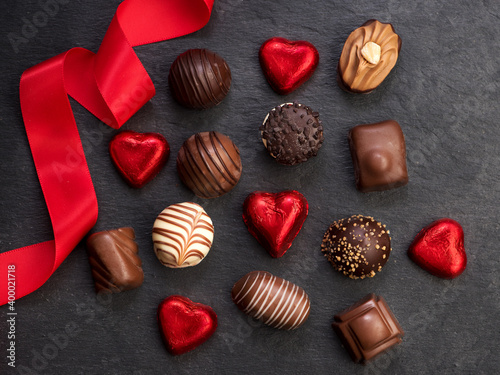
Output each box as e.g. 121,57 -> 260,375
320,215 -> 391,279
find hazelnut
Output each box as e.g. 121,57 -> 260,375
361,41 -> 381,65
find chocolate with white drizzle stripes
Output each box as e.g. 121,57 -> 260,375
231,271 -> 311,330
153,202 -> 214,268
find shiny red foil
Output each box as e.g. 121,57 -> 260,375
109,130 -> 169,188
259,37 -> 319,95
157,295 -> 218,356
242,190 -> 309,258
408,218 -> 467,279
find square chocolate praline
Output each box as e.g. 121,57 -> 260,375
348,120 -> 408,193
332,294 -> 404,364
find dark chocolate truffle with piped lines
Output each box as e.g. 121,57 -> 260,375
260,102 -> 324,165
168,48 -> 231,109
231,271 -> 311,330
321,215 -> 391,279
176,131 -> 242,199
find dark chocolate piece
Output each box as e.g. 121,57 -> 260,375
348,120 -> 408,192
86,227 -> 143,294
168,49 -> 231,109
332,293 -> 404,364
337,20 -> 401,93
321,215 -> 391,279
177,131 -> 242,199
260,102 -> 324,165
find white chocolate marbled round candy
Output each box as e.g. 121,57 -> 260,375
152,202 -> 214,268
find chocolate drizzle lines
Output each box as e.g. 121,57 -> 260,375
152,202 -> 214,268
169,49 -> 232,109
177,131 -> 242,199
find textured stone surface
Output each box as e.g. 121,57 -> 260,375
1,0 -> 500,373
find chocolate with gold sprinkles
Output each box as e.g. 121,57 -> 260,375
321,215 -> 391,279
260,102 -> 324,165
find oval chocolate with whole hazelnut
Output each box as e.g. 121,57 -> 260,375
337,20 -> 401,93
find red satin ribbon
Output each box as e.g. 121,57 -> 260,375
0,0 -> 214,305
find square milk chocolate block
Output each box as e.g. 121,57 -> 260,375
86,227 -> 144,294
348,120 -> 408,192
332,293 -> 404,364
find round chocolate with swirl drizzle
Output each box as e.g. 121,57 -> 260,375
231,271 -> 311,330
168,49 -> 231,109
177,131 -> 242,199
152,202 -> 214,268
337,20 -> 401,93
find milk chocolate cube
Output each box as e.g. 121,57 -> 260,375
348,120 -> 408,192
332,294 -> 404,364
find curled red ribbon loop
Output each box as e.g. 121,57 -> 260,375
0,0 -> 214,305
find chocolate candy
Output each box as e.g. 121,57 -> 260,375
86,227 -> 144,293
338,20 -> 401,93
242,190 -> 309,258
231,271 -> 310,330
259,37 -> 319,95
177,131 -> 242,199
348,120 -> 408,192
109,130 -> 170,188
408,218 -> 467,279
332,294 -> 404,364
321,215 -> 391,279
158,295 -> 218,356
153,202 -> 214,268
168,49 -> 231,109
260,102 -> 324,165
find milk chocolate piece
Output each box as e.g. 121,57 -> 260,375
348,120 -> 408,192
260,102 -> 324,165
86,227 -> 143,294
168,49 -> 231,109
153,202 -> 214,268
177,131 -> 242,199
338,20 -> 401,93
231,271 -> 311,330
321,215 -> 391,279
332,294 -> 404,364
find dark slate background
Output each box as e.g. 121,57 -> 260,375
1,0 -> 499,374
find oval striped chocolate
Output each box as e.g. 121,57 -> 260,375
152,202 -> 214,268
177,131 -> 242,199
231,271 -> 311,330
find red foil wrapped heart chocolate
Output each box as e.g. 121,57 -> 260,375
242,190 -> 308,258
157,295 -> 218,356
109,130 -> 170,188
259,37 -> 319,95
408,218 -> 467,279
